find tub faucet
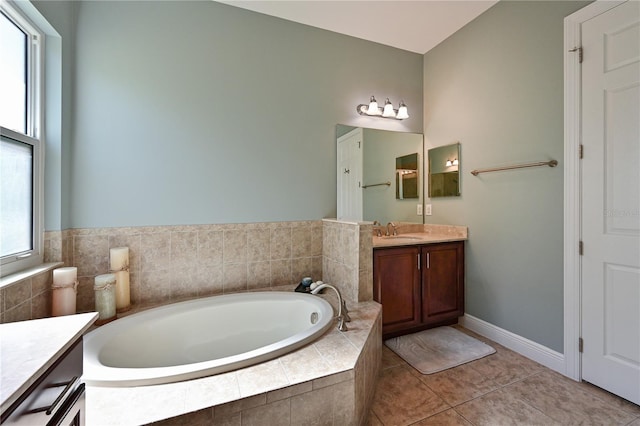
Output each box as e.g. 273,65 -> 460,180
386,222 -> 397,236
310,283 -> 350,332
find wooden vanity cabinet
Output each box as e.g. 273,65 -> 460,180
373,246 -> 422,335
374,241 -> 464,338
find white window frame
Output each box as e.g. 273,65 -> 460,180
1,0 -> 45,277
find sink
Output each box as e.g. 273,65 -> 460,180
380,235 -> 423,241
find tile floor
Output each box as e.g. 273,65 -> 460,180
368,327 -> 640,426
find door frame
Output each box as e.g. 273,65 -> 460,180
563,0 -> 626,381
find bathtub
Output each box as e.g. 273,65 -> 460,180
83,291 -> 334,387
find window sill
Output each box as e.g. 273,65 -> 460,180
0,262 -> 63,289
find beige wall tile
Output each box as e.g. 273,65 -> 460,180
242,398 -> 290,426
270,228 -> 291,260
246,229 -> 270,262
2,301 -> 31,323
270,259 -> 292,287
267,382 -> 313,403
171,232 -> 198,269
140,233 -> 171,272
73,234 -> 109,277
223,263 -> 247,293
310,224 -> 323,257
171,267 -> 199,300
140,270 -> 172,305
197,230 -> 223,266
237,359 -> 289,397
291,257 -> 312,284
247,262 -> 270,290
290,385 -> 333,426
76,276 -> 95,313
214,394 -> 266,419
149,408 -> 212,426
196,266 -> 224,296
292,227 -> 312,258
5,280 -> 31,308
31,271 -> 51,295
31,290 -> 51,319
223,230 -> 247,264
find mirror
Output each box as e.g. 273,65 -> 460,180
428,142 -> 461,197
336,125 -> 424,224
396,153 -> 419,199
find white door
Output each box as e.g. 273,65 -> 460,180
337,128 -> 363,221
581,0 -> 640,405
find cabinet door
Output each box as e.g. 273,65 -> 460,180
421,242 -> 464,324
373,247 -> 421,333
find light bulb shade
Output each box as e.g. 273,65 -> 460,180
396,101 -> 409,119
446,160 -> 453,167
366,96 -> 380,115
382,98 -> 396,117
453,159 -> 459,166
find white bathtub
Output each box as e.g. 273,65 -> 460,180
83,291 -> 334,387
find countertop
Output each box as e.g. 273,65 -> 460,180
373,224 -> 468,248
0,312 -> 98,413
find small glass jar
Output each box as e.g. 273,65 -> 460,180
94,273 -> 117,325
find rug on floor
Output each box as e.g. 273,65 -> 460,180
384,326 -> 496,374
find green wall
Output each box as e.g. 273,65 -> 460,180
423,0 -> 589,352
65,0 -> 422,228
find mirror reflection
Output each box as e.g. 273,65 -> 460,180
396,153 -> 419,199
337,125 -> 424,224
428,142 -> 461,197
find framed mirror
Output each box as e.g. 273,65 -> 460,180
337,125 -> 424,224
428,142 -> 461,197
396,153 -> 419,199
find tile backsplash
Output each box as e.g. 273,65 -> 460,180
1,219 -> 374,323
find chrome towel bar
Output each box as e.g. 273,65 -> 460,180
362,181 -> 391,189
471,160 -> 557,176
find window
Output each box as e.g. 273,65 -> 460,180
1,3 -> 43,277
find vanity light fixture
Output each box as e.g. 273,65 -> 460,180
446,158 -> 459,167
357,96 -> 409,120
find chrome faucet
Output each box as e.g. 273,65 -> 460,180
310,283 -> 350,332
372,220 -> 383,237
386,222 -> 397,236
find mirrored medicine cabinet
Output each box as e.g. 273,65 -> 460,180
428,142 -> 461,197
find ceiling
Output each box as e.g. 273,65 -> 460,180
217,1 -> 498,54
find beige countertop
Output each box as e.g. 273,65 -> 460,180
0,312 -> 98,413
373,224 -> 468,248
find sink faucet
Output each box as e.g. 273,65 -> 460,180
310,283 -> 350,332
386,222 -> 397,236
372,220 -> 383,237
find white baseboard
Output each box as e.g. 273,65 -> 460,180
460,314 -> 566,375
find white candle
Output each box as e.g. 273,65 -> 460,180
94,273 -> 116,324
110,247 -> 131,311
53,267 -> 77,285
110,247 -> 129,271
52,267 -> 77,316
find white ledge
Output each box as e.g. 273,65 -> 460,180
0,262 -> 63,289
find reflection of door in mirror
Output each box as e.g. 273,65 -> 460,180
337,128 -> 363,220
428,143 -> 461,197
336,125 -> 424,224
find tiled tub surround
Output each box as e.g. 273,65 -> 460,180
321,219 -> 373,305
2,219 -> 377,323
2,219 -> 381,424
87,300 -> 382,425
1,221 -> 326,322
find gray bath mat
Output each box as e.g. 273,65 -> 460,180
384,326 -> 495,374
